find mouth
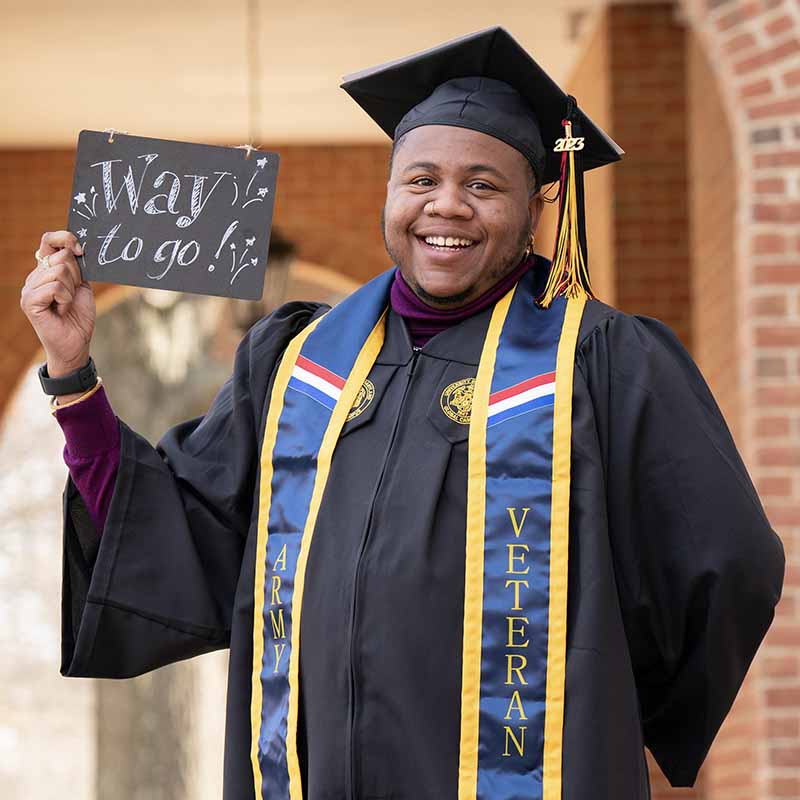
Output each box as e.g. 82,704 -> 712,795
415,234 -> 479,253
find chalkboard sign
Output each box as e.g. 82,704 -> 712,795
67,130 -> 280,300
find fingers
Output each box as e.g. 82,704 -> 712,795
38,230 -> 84,258
27,246 -> 82,294
23,279 -> 75,314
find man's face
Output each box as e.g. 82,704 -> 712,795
383,125 -> 543,308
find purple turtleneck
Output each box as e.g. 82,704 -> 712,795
390,254 -> 535,347
53,256 -> 536,536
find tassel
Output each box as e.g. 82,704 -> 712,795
538,96 -> 594,309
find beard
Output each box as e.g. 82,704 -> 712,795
381,205 -> 532,307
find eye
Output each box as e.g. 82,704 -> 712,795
410,176 -> 435,187
468,180 -> 496,191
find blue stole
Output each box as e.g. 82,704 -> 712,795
249,267 -> 586,800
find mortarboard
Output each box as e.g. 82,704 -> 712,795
341,26 -> 624,307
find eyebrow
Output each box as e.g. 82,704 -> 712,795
401,161 -> 509,180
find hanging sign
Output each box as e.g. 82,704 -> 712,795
67,130 -> 280,300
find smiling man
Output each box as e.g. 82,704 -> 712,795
383,124 -> 542,308
23,26 -> 784,800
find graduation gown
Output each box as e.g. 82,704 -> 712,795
60,281 -> 785,800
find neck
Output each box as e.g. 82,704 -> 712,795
390,255 -> 536,348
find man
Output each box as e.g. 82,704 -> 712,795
21,27 -> 784,800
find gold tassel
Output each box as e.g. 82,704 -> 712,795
538,118 -> 595,309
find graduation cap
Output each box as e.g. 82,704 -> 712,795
341,26 -> 624,307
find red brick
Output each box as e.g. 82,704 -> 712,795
749,96 -> 800,119
755,150 -> 800,167
786,564 -> 800,587
725,31 -> 758,54
753,233 -> 788,254
751,294 -> 788,315
757,475 -> 794,495
757,446 -> 800,465
755,264 -> 800,284
758,356 -> 789,376
741,76 -> 775,98
734,39 -> 800,75
766,640 -> 800,662
765,15 -> 794,38
755,325 -> 800,346
767,717 -> 800,738
755,415 -> 792,436
717,2 -> 762,33
763,655 -> 799,678
784,67 -> 800,88
768,504 -> 800,525
770,746 -> 800,767
757,385 -> 800,406
754,176 -> 786,193
771,777 -> 800,798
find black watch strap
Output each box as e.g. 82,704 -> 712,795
38,357 -> 98,396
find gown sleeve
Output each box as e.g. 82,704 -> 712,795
576,308 -> 785,787
60,301 -> 323,680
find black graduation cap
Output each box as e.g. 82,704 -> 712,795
341,26 -> 625,307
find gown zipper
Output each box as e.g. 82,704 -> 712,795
344,349 -> 420,800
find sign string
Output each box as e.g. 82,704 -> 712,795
237,0 -> 262,160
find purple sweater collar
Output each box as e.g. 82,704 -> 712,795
389,255 -> 536,348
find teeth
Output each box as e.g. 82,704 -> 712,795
424,235 -> 474,247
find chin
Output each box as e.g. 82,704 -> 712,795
411,274 -> 477,306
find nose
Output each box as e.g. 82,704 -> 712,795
428,182 -> 474,219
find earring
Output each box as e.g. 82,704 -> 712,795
524,232 -> 535,258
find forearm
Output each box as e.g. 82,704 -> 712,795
52,383 -> 121,534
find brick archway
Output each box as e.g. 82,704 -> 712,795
677,2 -> 799,798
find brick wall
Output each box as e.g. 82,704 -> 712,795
688,25 -> 757,800
0,144 -> 391,420
681,0 -> 800,797
609,3 -> 693,350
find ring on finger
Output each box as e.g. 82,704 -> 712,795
37,253 -> 52,270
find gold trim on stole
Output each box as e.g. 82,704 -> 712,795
458,287 -> 516,798
542,295 -> 586,800
250,316 -> 323,800
458,294 -> 587,800
250,312 -> 387,800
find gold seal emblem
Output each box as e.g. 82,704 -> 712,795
347,379 -> 375,421
440,378 -> 476,425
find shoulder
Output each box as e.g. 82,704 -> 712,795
575,299 -> 708,402
244,300 -> 330,366
578,299 -> 691,364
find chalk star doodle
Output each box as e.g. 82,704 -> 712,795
251,257 -> 258,265
230,242 -> 236,249
258,187 -> 269,197
246,237 -> 255,246
257,157 -> 267,168
74,192 -> 87,204
77,228 -> 87,238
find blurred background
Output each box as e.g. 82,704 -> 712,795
1,1 -> 798,798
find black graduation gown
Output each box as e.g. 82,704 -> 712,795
60,274 -> 785,800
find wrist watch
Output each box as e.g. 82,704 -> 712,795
38,357 -> 98,396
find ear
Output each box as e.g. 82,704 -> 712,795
529,192 -> 545,232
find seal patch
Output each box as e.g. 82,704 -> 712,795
440,378 -> 476,425
347,378 -> 375,421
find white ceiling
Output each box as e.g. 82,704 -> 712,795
1,0 -> 602,148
